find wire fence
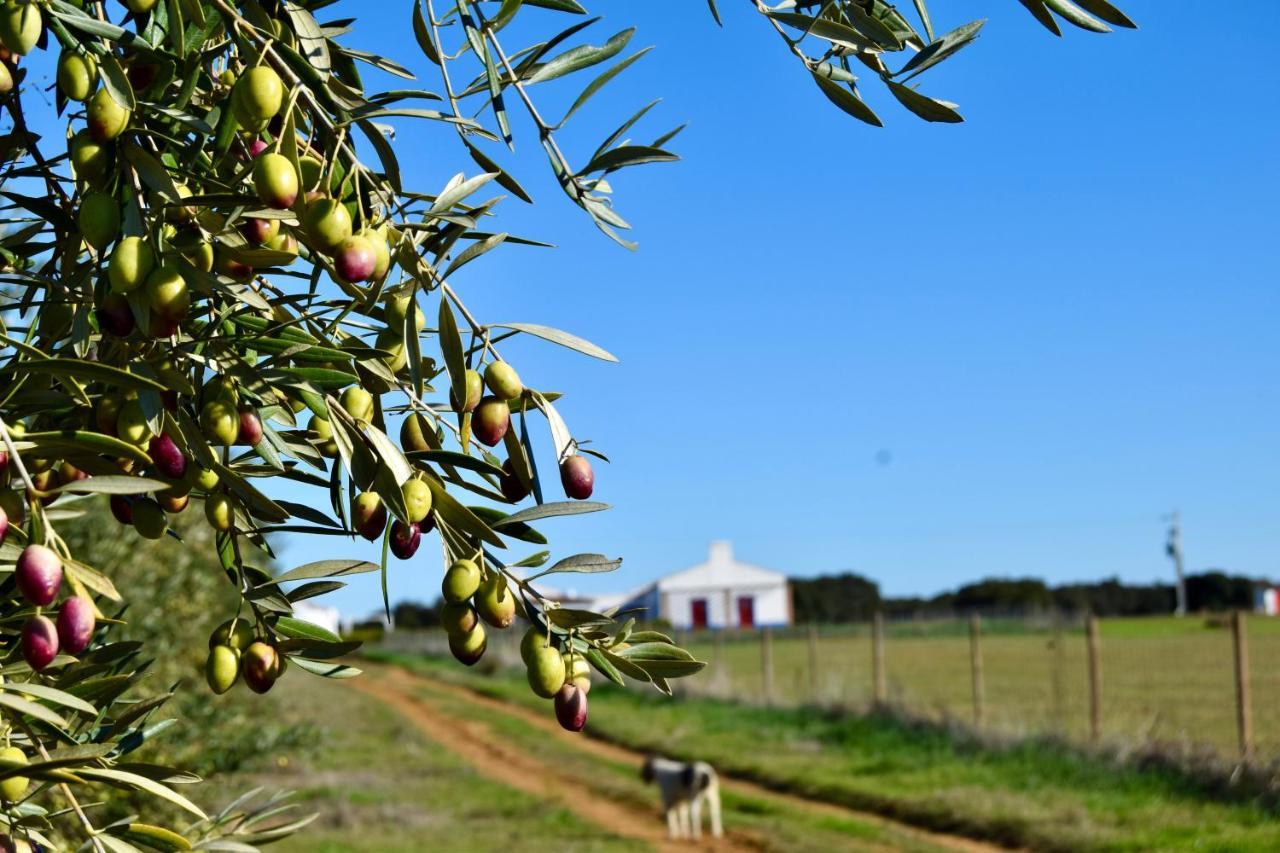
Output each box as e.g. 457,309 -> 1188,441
375,611 -> 1280,762
673,611 -> 1280,761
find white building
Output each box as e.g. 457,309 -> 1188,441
594,542 -> 792,631
292,601 -> 342,636
1254,584 -> 1279,616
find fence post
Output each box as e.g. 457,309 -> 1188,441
807,623 -> 819,702
716,627 -> 727,696
1050,610 -> 1066,733
872,612 -> 886,705
760,627 -> 774,706
1232,610 -> 1253,761
1086,615 -> 1103,742
969,614 -> 984,727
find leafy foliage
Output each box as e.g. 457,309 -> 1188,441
0,0 -> 1132,848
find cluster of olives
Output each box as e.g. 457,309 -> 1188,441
436,557 -> 590,731
439,557 -> 515,665
0,0 -> 606,726
403,359 -> 600,505
521,626 -> 591,732
204,618 -> 284,695
88,384 -> 236,540
66,57 -> 394,340
9,545 -> 96,671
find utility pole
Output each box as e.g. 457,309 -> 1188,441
1167,511 -> 1187,617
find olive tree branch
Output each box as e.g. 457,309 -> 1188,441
16,719 -> 106,853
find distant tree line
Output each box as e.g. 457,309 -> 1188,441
791,570 -> 1266,622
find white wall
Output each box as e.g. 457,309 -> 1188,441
663,583 -> 790,630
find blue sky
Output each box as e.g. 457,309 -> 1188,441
32,2 -> 1280,616
270,0 -> 1278,617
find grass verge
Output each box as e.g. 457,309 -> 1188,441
368,648 -> 1280,852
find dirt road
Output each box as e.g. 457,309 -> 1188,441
353,665 -> 1005,853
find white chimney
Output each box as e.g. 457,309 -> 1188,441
709,540 -> 733,566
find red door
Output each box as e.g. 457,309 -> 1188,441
691,599 -> 709,630
737,596 -> 755,629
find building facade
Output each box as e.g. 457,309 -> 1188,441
603,541 -> 792,630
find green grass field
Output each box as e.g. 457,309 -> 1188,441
667,615 -> 1280,758
373,648 -> 1280,852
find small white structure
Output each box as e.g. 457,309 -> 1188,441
603,542 -> 791,631
292,601 -> 342,636
1254,585 -> 1279,616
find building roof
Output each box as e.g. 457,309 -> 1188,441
655,541 -> 787,592
546,542 -> 787,616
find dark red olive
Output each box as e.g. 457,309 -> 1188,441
333,237 -> 376,283
240,217 -> 277,245
241,641 -> 281,694
109,494 -> 133,525
150,314 -> 179,338
559,455 -> 594,500
22,615 -> 59,671
389,520 -> 421,559
352,493 -> 386,542
237,408 -> 263,446
499,458 -> 530,503
555,682 -> 588,732
16,544 -> 62,606
148,433 -> 187,480
56,597 -> 95,655
418,510 -> 436,535
127,61 -> 158,92
97,294 -> 135,337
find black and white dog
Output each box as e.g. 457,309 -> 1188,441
640,755 -> 723,840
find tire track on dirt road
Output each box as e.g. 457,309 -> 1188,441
354,664 -> 1006,853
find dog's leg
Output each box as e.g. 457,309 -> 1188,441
709,783 -> 723,838
665,805 -> 679,840
679,802 -> 692,839
690,794 -> 703,840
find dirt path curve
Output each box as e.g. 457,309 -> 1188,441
354,664 -> 1005,853
353,666 -> 748,853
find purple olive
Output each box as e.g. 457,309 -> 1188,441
97,294 -> 135,337
333,236 -> 377,283
0,503 -> 7,548
419,510 -> 436,535
109,494 -> 133,525
555,683 -> 588,732
389,520 -> 421,560
499,458 -> 530,503
237,408 -> 263,446
56,597 -> 95,655
242,641 -> 280,694
148,433 -> 188,480
240,217 -> 278,245
22,615 -> 59,671
16,544 -> 62,607
559,455 -> 595,501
